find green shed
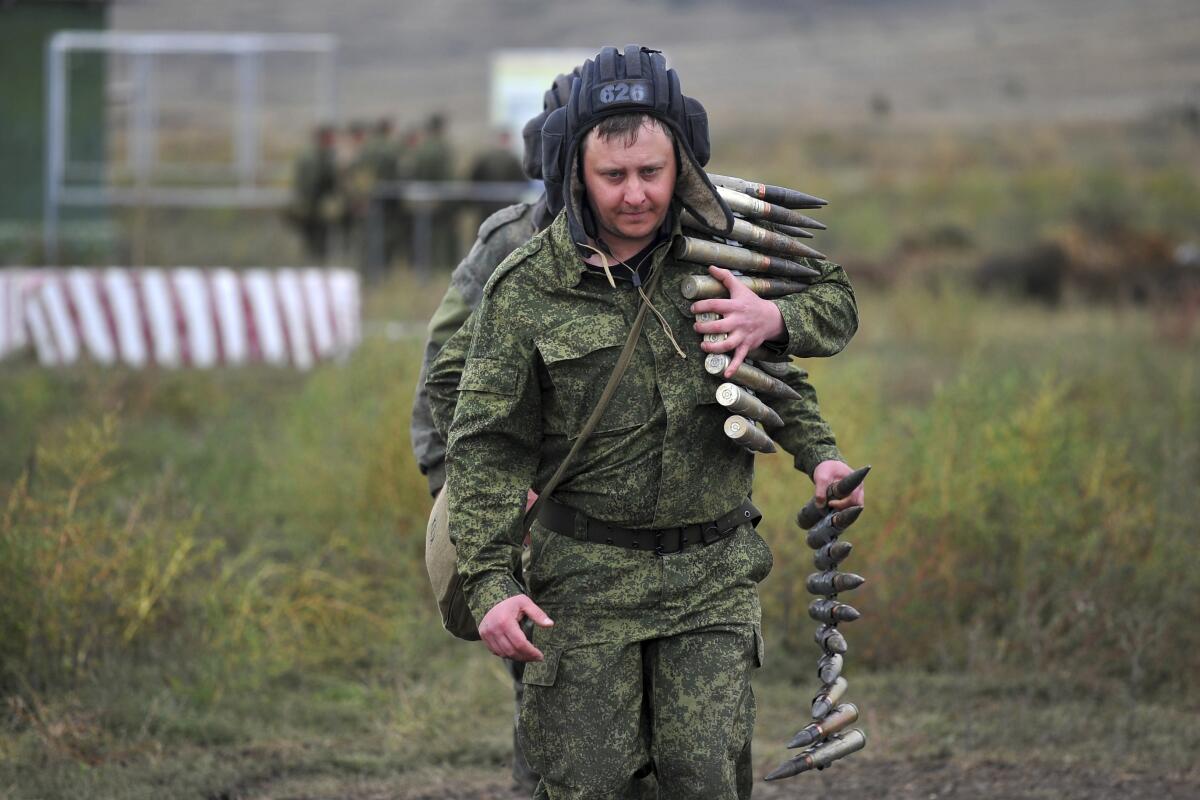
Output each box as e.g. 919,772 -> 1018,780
0,0 -> 110,260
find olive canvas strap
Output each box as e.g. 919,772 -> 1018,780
523,266 -> 664,531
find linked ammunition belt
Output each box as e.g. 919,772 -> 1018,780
765,466 -> 871,782
537,496 -> 760,556
689,174 -> 873,780
688,172 -> 829,456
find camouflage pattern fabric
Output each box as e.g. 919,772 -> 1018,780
439,208 -> 843,797
469,145 -> 528,224
410,201 -> 542,495
426,246 -> 856,459
411,131 -> 459,268
411,201 -> 546,792
767,258 -> 856,358
520,551 -> 763,798
289,144 -> 339,260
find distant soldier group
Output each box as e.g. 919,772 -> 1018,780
286,113 -> 525,272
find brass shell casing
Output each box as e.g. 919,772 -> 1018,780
723,415 -> 777,454
715,383 -> 784,429
704,354 -> 803,401
681,272 -> 811,300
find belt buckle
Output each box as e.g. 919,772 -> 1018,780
700,521 -> 723,545
655,528 -> 682,556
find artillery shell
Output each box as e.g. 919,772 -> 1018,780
682,212 -> 827,260
805,506 -> 864,549
814,624 -> 848,655
724,415 -> 777,454
816,653 -> 844,685
814,540 -> 853,571
811,676 -> 849,719
788,703 -> 859,749
727,218 -> 826,259
832,466 -> 872,500
766,729 -> 868,780
681,273 -> 812,301
809,599 -> 862,625
796,466 -> 871,529
705,354 -> 803,401
764,220 -> 815,238
706,172 -> 828,209
806,570 -> 866,596
715,383 -> 784,429
675,236 -> 820,280
717,187 -> 828,230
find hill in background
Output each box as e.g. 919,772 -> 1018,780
112,0 -> 1200,138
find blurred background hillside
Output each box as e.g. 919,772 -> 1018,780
114,0 -> 1200,130
2,1 -> 1199,798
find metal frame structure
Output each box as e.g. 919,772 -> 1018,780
365,180 -> 537,280
43,31 -> 338,262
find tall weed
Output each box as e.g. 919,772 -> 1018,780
0,415 -> 215,692
754,289 -> 1199,694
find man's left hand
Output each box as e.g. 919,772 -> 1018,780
691,265 -> 786,377
812,460 -> 866,511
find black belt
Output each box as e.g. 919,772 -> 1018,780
537,497 -> 761,556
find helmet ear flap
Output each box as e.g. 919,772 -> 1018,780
521,111 -> 547,180
682,95 -> 711,167
540,107 -> 569,215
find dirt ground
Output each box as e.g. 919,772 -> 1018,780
242,756 -> 1200,800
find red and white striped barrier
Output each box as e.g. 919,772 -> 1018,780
0,271 -> 31,362
0,268 -> 360,369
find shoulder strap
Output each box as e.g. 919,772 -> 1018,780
524,267 -> 663,530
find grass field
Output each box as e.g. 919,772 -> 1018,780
3,111 -> 1199,796
1,270 -> 1197,797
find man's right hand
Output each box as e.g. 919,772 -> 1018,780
478,594 -> 554,662
812,459 -> 867,511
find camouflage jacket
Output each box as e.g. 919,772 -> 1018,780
291,146 -> 337,217
416,203 -> 858,496
410,201 -> 544,494
438,209 -> 844,622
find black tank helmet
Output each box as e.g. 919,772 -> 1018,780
521,68 -> 579,181
540,45 -> 733,249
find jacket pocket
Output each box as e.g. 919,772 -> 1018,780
535,313 -> 655,436
520,648 -> 561,686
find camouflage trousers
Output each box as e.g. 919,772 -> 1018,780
519,520 -> 772,800
507,657 -> 541,794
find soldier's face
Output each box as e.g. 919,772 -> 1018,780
581,121 -> 676,255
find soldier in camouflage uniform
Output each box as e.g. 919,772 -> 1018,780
411,73 -> 573,796
287,124 -> 339,261
411,113 -> 459,269
427,47 -> 862,799
340,120 -> 375,265
468,129 -> 529,228
362,118 -> 402,267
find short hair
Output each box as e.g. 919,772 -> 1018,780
585,113 -> 672,150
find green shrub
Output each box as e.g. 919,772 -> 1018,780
0,415 -> 215,692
